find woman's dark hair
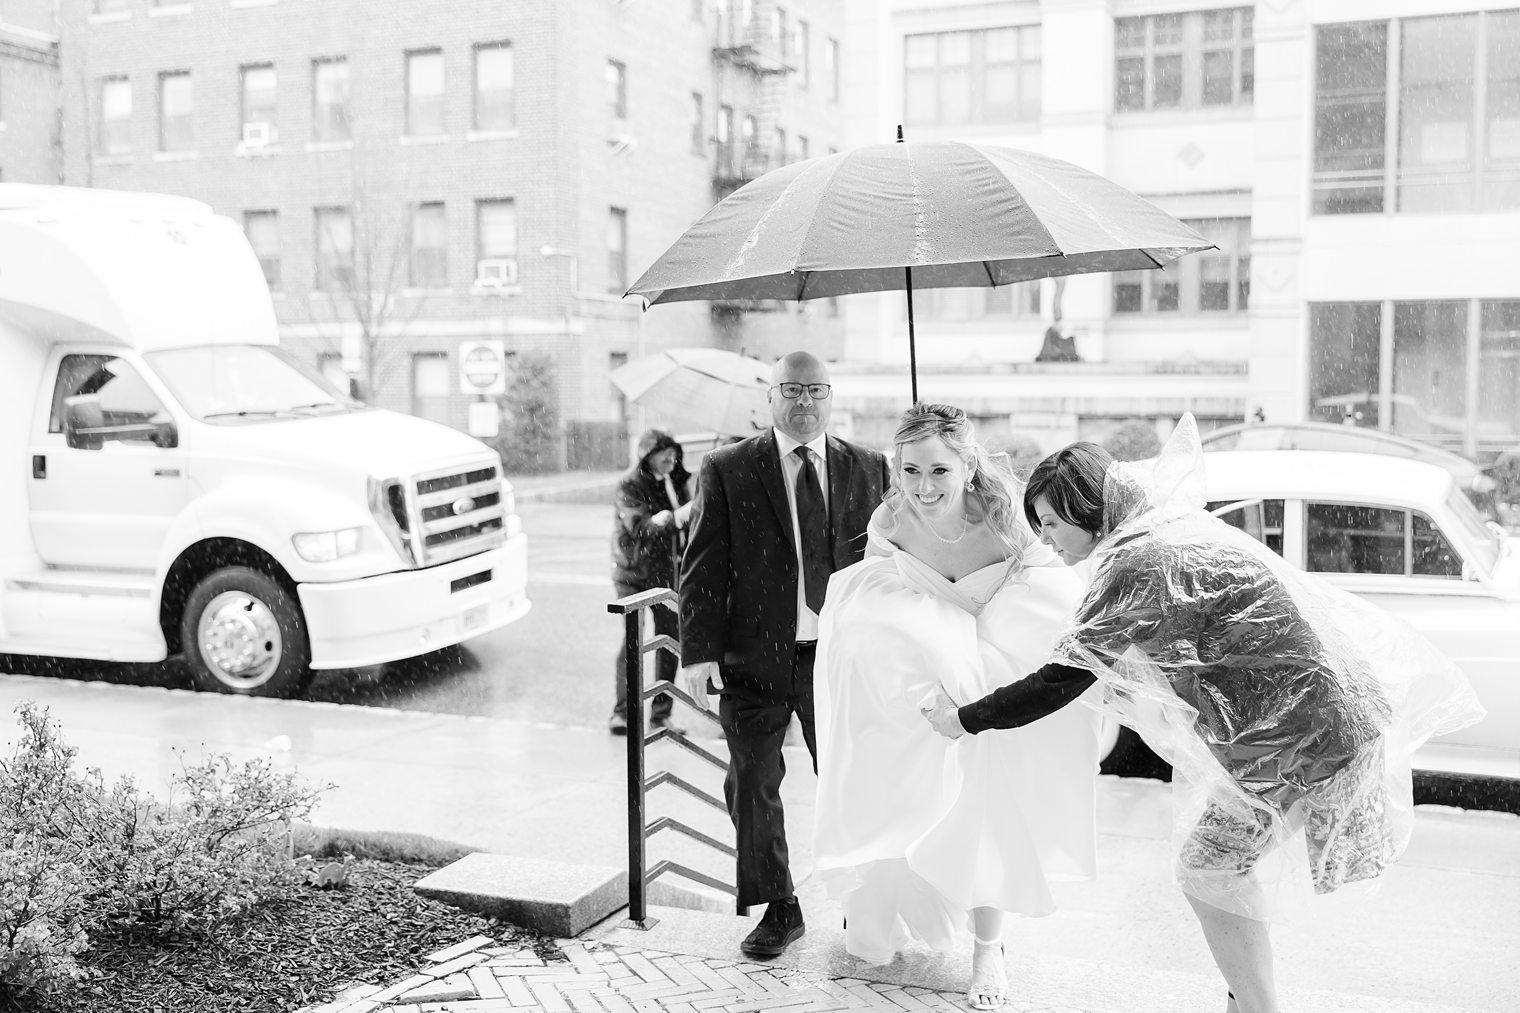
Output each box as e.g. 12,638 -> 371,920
1023,442 -> 1112,534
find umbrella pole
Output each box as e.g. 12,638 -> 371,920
905,266 -> 918,403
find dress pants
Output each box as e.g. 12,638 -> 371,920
612,581 -> 677,721
719,641 -> 819,909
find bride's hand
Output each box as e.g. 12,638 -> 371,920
921,686 -> 967,739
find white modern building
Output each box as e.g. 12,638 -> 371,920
837,0 -> 1520,465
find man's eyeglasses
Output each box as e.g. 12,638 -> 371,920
773,383 -> 832,400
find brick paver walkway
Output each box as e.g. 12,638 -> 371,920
299,936 -> 1094,1013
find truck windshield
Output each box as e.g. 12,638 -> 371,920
145,344 -> 365,424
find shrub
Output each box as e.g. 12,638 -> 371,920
493,352 -> 562,474
1102,419 -> 1162,462
0,703 -> 324,998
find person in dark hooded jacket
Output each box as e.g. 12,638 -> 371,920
609,428 -> 692,733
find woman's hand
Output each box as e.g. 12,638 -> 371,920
921,686 -> 967,739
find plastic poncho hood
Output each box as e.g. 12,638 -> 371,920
1052,415 -> 1485,921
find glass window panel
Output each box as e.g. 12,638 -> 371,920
1306,503 -> 1406,575
1479,301 -> 1520,443
1312,22 -> 1387,214
243,210 -> 280,290
1153,14 -> 1183,46
312,59 -> 350,143
984,286 -> 1012,316
1412,513 -> 1463,578
411,353 -> 451,426
985,27 -> 1019,61
607,207 -> 628,293
1392,301 -> 1468,449
1309,302 -> 1382,422
940,32 -> 971,66
476,200 -> 516,260
1200,256 -> 1231,311
1152,53 -> 1182,107
941,68 -> 971,123
99,77 -> 132,154
904,68 -> 936,125
1240,45 -> 1254,99
407,51 -> 445,136
1020,61 -> 1041,120
1397,14 -> 1476,213
1203,9 -> 1236,44
1115,17 -> 1146,51
1241,7 -> 1253,41
904,33 -> 937,68
241,65 -> 276,132
607,60 -> 627,119
475,43 -> 514,132
159,71 -> 192,152
1202,50 -> 1234,105
1115,57 -> 1145,111
1113,274 -> 1143,313
314,207 -> 353,291
411,203 -> 447,288
985,66 -> 1018,121
1485,11 -> 1520,209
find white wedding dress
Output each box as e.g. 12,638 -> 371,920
814,523 -> 1101,964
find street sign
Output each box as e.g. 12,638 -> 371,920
459,340 -> 507,396
467,401 -> 500,438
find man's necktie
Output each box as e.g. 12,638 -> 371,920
793,446 -> 831,614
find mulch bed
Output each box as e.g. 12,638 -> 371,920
3,859 -> 561,1013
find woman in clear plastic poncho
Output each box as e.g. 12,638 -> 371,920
924,414 -> 1484,1013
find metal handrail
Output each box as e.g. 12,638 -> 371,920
608,587 -> 743,930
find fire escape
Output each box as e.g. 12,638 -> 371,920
710,2 -> 794,320
712,1 -> 793,198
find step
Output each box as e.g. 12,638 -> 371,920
585,904 -> 1494,1013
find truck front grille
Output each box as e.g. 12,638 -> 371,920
409,464 -> 507,566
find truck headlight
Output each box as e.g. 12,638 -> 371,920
292,527 -> 362,562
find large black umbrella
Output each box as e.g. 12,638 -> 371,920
627,138 -> 1213,401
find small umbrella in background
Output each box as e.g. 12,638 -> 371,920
627,135 -> 1214,402
611,347 -> 771,437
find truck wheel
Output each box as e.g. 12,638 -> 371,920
181,567 -> 312,697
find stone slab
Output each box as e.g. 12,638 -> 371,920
414,853 -> 627,937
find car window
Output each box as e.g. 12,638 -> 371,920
1206,499 -> 1284,556
50,354 -> 169,448
1305,502 -> 1466,579
1306,503 -> 1405,575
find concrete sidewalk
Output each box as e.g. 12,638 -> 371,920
1,675 -> 1517,1011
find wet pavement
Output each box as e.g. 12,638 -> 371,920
0,674 -> 1516,1011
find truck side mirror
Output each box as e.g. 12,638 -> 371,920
63,395 -> 105,450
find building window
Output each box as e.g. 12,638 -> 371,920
98,76 -> 132,155
312,57 -> 351,143
314,206 -> 354,292
411,352 -> 451,427
476,199 -> 516,276
904,25 -> 1041,127
410,202 -> 447,289
243,210 -> 280,291
1310,299 -> 1520,460
240,64 -> 277,145
797,19 -> 810,87
1314,11 -> 1520,214
773,6 -> 788,57
691,92 -> 704,154
1114,8 -> 1253,113
607,60 -> 627,120
798,135 -> 809,160
1113,217 -> 1249,315
827,37 -> 841,102
717,103 -> 734,175
774,127 -> 786,163
157,70 -> 192,152
474,42 -> 514,132
406,49 -> 445,137
607,207 -> 628,295
913,283 -> 1041,321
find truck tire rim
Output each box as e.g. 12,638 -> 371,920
198,590 -> 282,690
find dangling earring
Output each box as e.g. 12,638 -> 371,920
965,475 -> 975,491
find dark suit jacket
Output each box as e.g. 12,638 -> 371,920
678,429 -> 890,703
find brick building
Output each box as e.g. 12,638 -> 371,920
0,0 -> 60,184
54,0 -> 847,468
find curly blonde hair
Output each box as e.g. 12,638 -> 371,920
882,403 -> 1035,560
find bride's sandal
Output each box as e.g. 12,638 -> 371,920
966,936 -> 1008,1011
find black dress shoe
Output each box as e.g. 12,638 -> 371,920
740,898 -> 805,958
608,714 -> 628,735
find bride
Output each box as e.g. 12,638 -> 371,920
813,404 -> 1101,1010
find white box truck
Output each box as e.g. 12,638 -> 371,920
0,184 -> 530,696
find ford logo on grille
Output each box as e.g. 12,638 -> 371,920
451,497 -> 475,516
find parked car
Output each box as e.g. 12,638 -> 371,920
1201,421 -> 1501,519
1311,392 -> 1520,465
1198,450 -> 1518,781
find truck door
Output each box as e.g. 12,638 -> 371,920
27,352 -> 189,571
